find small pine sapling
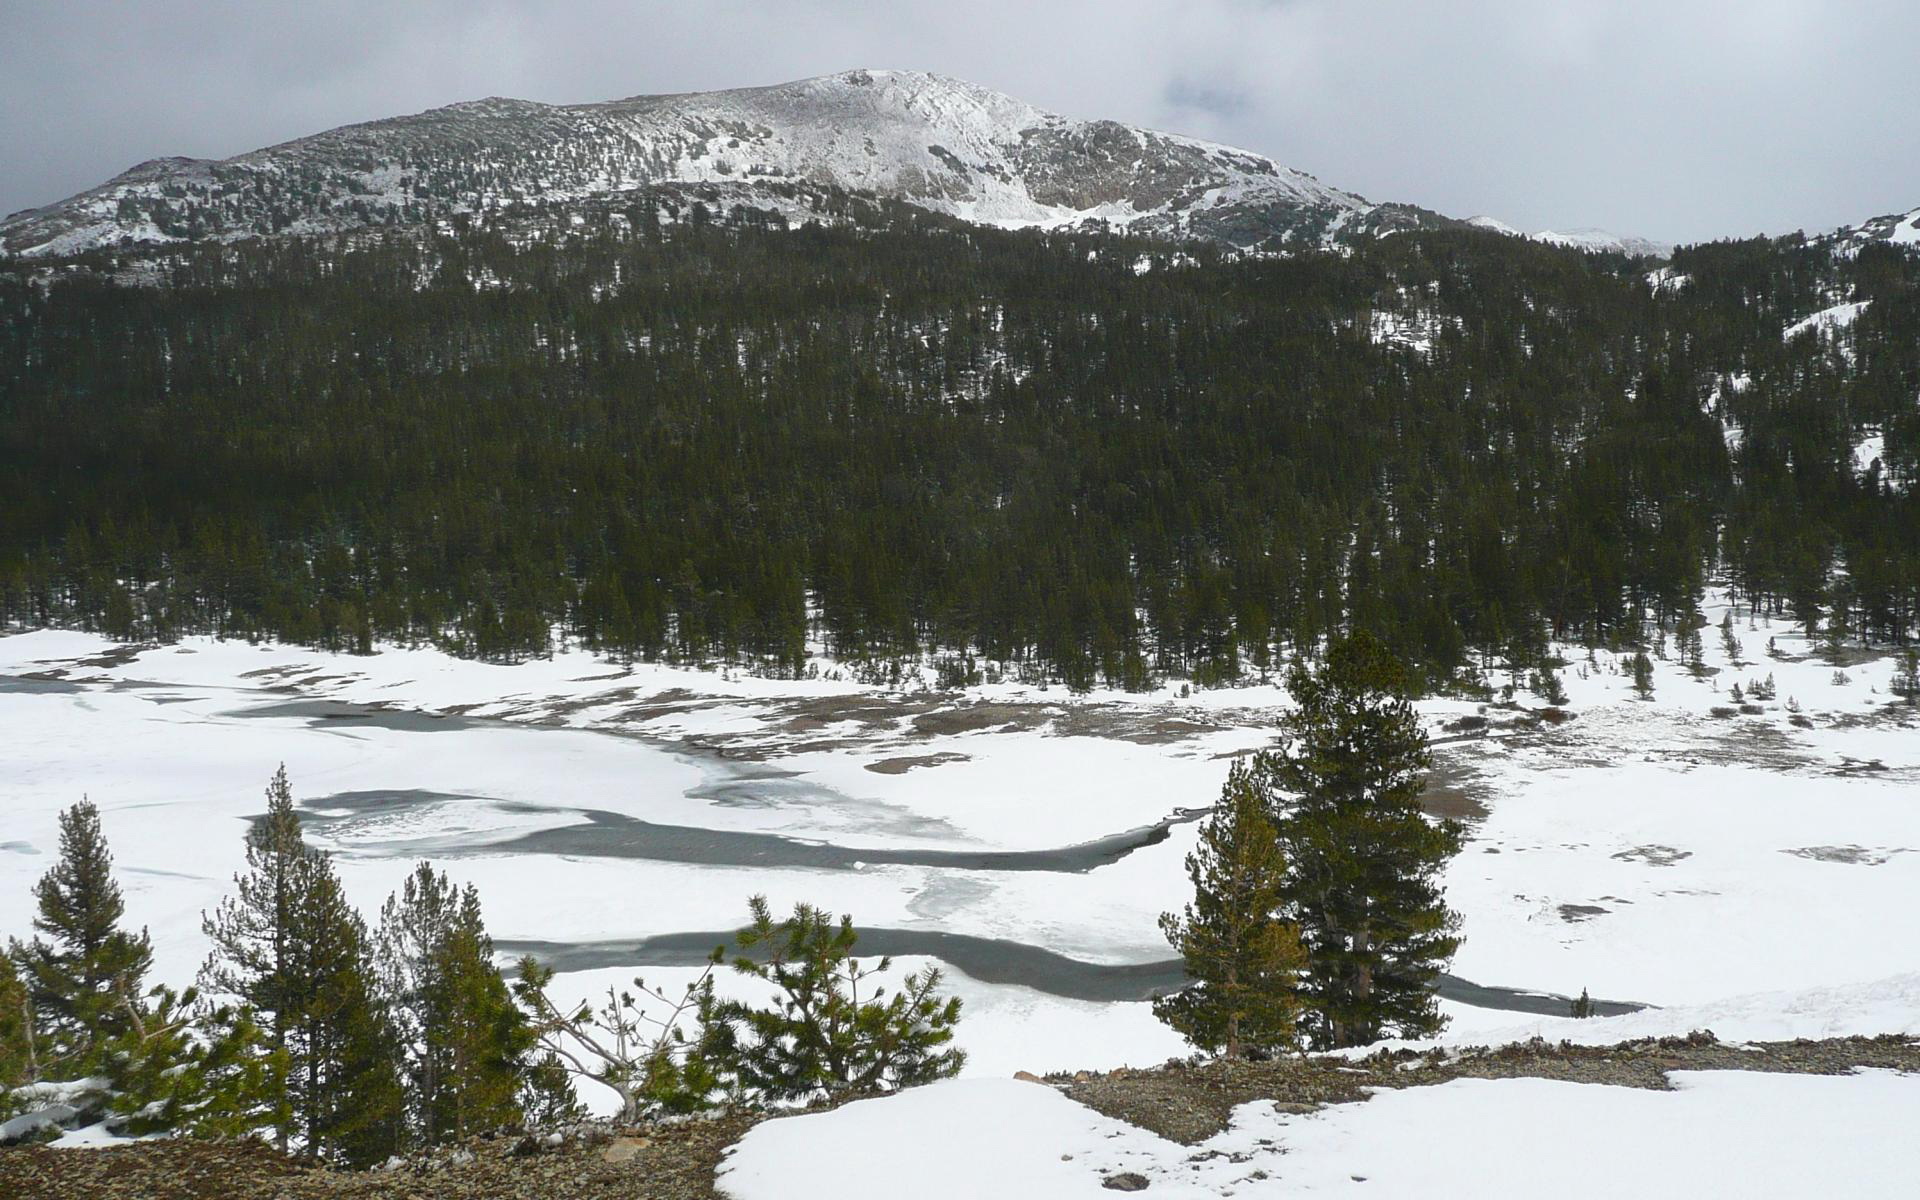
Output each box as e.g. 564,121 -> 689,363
694,897 -> 964,1103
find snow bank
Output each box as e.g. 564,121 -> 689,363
720,1068 -> 1920,1199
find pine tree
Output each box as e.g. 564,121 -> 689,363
98,983 -> 285,1139
200,766 -> 403,1164
1154,761 -> 1307,1058
694,897 -> 964,1102
199,765 -> 305,1148
1893,648 -> 1920,705
0,948 -> 35,1105
378,864 -> 530,1144
1631,650 -> 1656,698
293,857 -> 405,1166
1255,632 -> 1464,1049
427,893 -> 530,1137
376,862 -> 458,1141
1719,611 -> 1744,664
21,799 -> 153,1072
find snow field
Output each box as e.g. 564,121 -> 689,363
717,1068 -> 1920,1199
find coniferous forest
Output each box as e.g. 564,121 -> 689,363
2,196 -> 1916,690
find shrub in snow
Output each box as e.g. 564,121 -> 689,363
693,896 -> 965,1103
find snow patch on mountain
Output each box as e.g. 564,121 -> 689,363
1534,226 -> 1673,257
1783,299 -> 1869,341
1468,215 -> 1671,258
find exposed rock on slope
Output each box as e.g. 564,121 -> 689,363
0,69 -> 1453,258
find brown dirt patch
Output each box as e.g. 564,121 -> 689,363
0,1113 -> 762,1200
865,751 -> 972,774
1057,1033 -> 1920,1144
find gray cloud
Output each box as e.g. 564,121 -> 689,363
2,0 -> 1916,244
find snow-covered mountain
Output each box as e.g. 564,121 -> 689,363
1467,215 -> 1671,258
1533,227 -> 1673,257
0,69 -> 1455,259
1829,204 -> 1920,253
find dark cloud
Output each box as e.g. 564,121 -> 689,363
3,0 -> 1916,243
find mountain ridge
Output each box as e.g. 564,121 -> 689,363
0,68 -> 1456,258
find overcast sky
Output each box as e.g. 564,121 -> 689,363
3,0 -> 1916,244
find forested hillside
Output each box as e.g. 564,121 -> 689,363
1,197 -> 1915,690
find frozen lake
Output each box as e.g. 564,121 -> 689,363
3,596 -> 1917,1086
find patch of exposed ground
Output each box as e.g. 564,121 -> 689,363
1420,760 -> 1490,822
0,1113 -> 763,1200
865,751 -> 971,774
1783,844 -> 1912,866
1056,1033 -> 1920,1144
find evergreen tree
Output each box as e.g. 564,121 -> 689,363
427,900 -> 532,1137
694,897 -> 964,1102
199,765 -> 305,1148
1255,632 -> 1464,1049
378,863 -> 530,1144
1154,761 -> 1307,1057
21,800 -> 153,1072
1631,651 -> 1656,698
200,766 -> 403,1164
517,1050 -> 586,1127
1892,648 -> 1920,705
99,985 -> 285,1139
297,864 -> 405,1166
1719,612 -> 1744,664
0,948 -> 35,1106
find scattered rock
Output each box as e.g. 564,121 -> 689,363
1102,1171 -> 1152,1191
600,1136 -> 650,1164
1611,844 -> 1692,867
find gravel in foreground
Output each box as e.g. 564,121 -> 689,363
0,1112 -> 763,1200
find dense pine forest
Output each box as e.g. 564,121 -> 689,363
2,195 -> 1915,690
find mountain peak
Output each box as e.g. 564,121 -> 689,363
1,70 -> 1447,259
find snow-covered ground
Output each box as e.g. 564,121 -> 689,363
719,1066 -> 1920,1199
1783,298 -> 1870,341
2,588 -> 1917,1113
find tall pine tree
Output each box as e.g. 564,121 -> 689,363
200,766 -> 403,1164
296,862 -> 405,1166
0,948 -> 34,1102
21,799 -> 153,1072
1154,761 -> 1307,1057
1256,632 -> 1463,1049
378,863 -> 531,1145
200,766 -> 304,1148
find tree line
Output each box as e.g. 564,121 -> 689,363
2,207 -> 1914,692
0,770 -> 962,1163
